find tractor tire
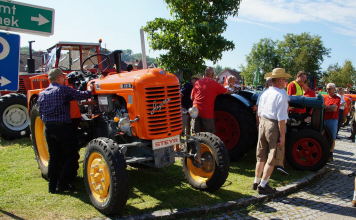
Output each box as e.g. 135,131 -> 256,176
0,93 -> 30,140
286,129 -> 330,171
215,96 -> 257,161
30,104 -> 49,179
83,137 -> 129,215
182,132 -> 229,192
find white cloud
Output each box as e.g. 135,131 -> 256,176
236,0 -> 356,37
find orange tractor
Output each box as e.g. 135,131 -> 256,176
27,42 -> 229,215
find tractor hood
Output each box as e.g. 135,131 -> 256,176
92,68 -> 178,93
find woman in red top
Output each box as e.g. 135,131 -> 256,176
323,83 -> 340,161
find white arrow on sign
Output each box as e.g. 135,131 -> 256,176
31,14 -> 49,26
0,76 -> 11,87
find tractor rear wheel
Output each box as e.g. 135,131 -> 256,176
215,96 -> 257,161
286,129 -> 329,171
30,104 -> 49,179
0,93 -> 30,140
83,138 -> 128,215
182,132 -> 229,192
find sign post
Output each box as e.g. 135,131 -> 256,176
0,0 -> 55,36
0,31 -> 20,91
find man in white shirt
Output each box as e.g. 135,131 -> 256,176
253,68 -> 291,195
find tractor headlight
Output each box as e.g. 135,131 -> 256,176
118,117 -> 131,134
188,106 -> 199,119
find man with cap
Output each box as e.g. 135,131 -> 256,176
38,68 -> 93,193
253,68 -> 291,195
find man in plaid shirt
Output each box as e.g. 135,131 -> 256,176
38,68 -> 92,193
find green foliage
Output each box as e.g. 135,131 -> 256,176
241,38 -> 280,85
322,60 -> 356,87
215,65 -> 224,75
20,46 -> 30,55
277,33 -> 330,78
241,33 -> 331,85
144,0 -> 241,75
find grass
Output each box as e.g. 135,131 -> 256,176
0,137 -> 311,219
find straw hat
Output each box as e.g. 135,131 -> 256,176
264,68 -> 292,79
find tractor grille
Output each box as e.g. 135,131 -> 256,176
145,85 -> 182,136
18,78 -> 26,94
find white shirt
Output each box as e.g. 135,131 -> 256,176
337,94 -> 345,110
258,86 -> 289,121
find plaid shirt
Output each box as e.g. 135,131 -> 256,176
38,83 -> 91,123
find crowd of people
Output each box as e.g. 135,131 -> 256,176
181,66 -> 355,197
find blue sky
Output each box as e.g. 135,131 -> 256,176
16,0 -> 356,72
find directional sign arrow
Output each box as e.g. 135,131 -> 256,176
0,76 -> 11,87
0,0 -> 55,36
31,14 -> 49,26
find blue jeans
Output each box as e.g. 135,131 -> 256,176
324,119 -> 338,140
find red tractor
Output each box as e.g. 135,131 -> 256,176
27,43 -> 230,215
0,41 -> 102,140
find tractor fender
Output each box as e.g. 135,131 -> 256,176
216,93 -> 253,109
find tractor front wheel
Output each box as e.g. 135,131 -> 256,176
30,104 -> 49,179
83,138 -> 128,215
0,93 -> 30,140
182,132 -> 229,192
286,129 -> 330,171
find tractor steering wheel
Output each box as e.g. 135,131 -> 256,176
80,54 -> 111,76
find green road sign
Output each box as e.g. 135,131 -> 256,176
0,0 -> 54,36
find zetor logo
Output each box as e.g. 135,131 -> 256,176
150,98 -> 170,115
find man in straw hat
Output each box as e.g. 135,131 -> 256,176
253,68 -> 291,195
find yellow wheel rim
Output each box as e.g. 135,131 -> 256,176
34,116 -> 48,166
87,152 -> 111,203
186,143 -> 215,183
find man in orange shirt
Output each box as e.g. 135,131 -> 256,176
191,67 -> 228,133
323,83 -> 340,161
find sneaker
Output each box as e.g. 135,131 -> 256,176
252,183 -> 258,190
276,166 -> 289,175
257,184 -> 277,195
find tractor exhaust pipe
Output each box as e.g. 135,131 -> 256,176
112,50 -> 123,73
27,41 -> 35,73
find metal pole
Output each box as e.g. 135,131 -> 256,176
140,29 -> 148,69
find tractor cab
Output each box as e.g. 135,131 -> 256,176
44,42 -> 102,73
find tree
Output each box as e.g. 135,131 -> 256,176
322,60 -> 356,87
214,65 -> 224,75
240,38 -> 280,85
241,33 -> 330,85
144,0 -> 241,77
277,33 -> 330,78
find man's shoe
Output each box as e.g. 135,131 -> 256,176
252,183 -> 258,190
57,183 -> 76,192
257,184 -> 277,195
49,188 -> 59,194
276,166 -> 289,175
